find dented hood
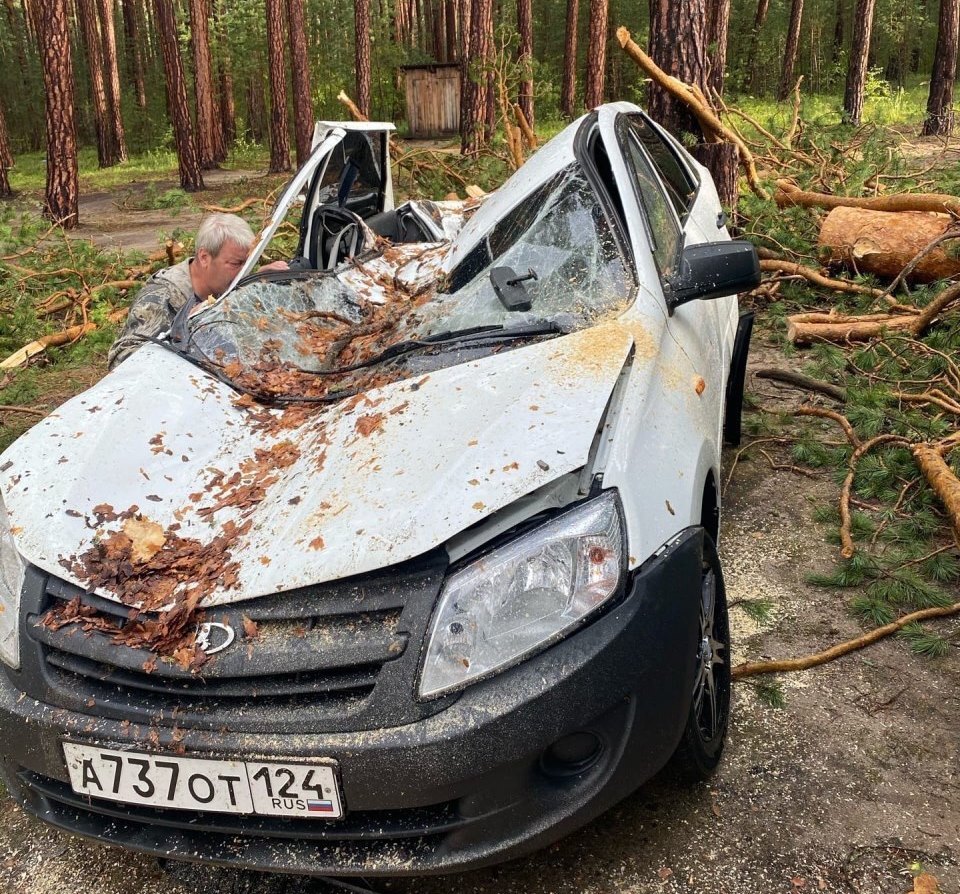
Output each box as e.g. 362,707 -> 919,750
1,324 -> 634,607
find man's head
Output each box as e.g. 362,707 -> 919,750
191,213 -> 257,300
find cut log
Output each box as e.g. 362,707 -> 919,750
819,206 -> 960,283
691,142 -> 739,211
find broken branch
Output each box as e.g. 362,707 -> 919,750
0,308 -> 129,369
615,26 -> 769,199
788,281 -> 960,345
732,601 -> 960,678
913,442 -> 960,538
754,367 -> 847,401
776,179 -> 960,216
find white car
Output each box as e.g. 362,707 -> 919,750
0,102 -> 757,875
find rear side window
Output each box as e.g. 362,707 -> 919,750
624,114 -> 697,219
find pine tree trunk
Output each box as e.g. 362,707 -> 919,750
247,75 -> 266,143
560,0 -> 579,117
97,0 -> 127,161
584,0 -> 608,108
833,0 -> 845,54
5,0 -> 32,87
153,0 -> 204,190
923,0 -> 960,135
212,0 -> 235,147
647,0 -> 709,140
266,0 -> 291,172
0,100 -> 14,198
516,0 -> 533,126
37,0 -> 79,226
843,0 -> 877,124
706,0 -> 730,97
189,0 -> 222,168
458,0 -> 471,140
77,0 -> 119,167
121,0 -> 148,109
286,0 -> 313,165
461,0 -> 491,155
355,0 -> 371,117
745,0 -> 770,92
445,0 -> 457,63
777,0 -> 804,101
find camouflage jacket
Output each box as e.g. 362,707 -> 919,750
107,260 -> 197,369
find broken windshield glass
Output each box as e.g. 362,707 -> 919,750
184,164 -> 633,401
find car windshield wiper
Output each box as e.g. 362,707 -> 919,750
289,320 -> 569,377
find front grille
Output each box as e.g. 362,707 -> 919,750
14,553 -> 450,733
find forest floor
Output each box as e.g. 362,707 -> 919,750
0,132 -> 958,893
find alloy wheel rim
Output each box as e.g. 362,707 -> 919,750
692,566 -> 727,742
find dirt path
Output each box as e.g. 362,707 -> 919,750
0,344 -> 956,894
71,169 -> 277,255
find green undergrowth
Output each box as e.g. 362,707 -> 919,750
735,105 -> 960,668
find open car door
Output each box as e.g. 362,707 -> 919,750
223,122 -> 395,295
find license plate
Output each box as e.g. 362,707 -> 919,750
63,743 -> 343,818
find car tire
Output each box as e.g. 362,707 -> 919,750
669,533 -> 731,782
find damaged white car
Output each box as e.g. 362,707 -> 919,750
0,103 -> 758,876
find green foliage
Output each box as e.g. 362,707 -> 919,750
751,679 -> 786,709
740,598 -> 775,625
898,623 -> 950,658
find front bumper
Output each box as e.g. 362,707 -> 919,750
0,527 -> 704,876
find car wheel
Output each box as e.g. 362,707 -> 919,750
670,533 -> 731,782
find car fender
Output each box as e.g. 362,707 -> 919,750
589,302 -> 722,569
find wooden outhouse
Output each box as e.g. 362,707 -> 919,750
402,63 -> 461,138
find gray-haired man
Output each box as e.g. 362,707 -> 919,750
107,213 -> 286,369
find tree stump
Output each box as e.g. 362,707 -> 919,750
691,142 -> 739,213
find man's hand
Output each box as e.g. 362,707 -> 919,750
258,260 -> 290,273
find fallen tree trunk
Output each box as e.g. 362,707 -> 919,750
819,207 -> 960,283
776,179 -> 960,216
788,281 -> 960,344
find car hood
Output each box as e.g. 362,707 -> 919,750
1,325 -> 635,607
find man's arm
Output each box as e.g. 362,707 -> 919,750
106,285 -> 178,370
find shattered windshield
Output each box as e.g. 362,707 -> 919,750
185,165 -> 633,401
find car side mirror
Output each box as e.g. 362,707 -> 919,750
665,240 -> 760,314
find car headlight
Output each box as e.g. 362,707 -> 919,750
419,490 -> 625,699
0,493 -> 24,669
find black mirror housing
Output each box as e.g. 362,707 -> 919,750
666,240 -> 760,313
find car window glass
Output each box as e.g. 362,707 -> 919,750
625,115 -> 697,217
621,128 -> 681,276
437,165 -> 635,331
186,165 -> 635,395
314,131 -> 384,216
